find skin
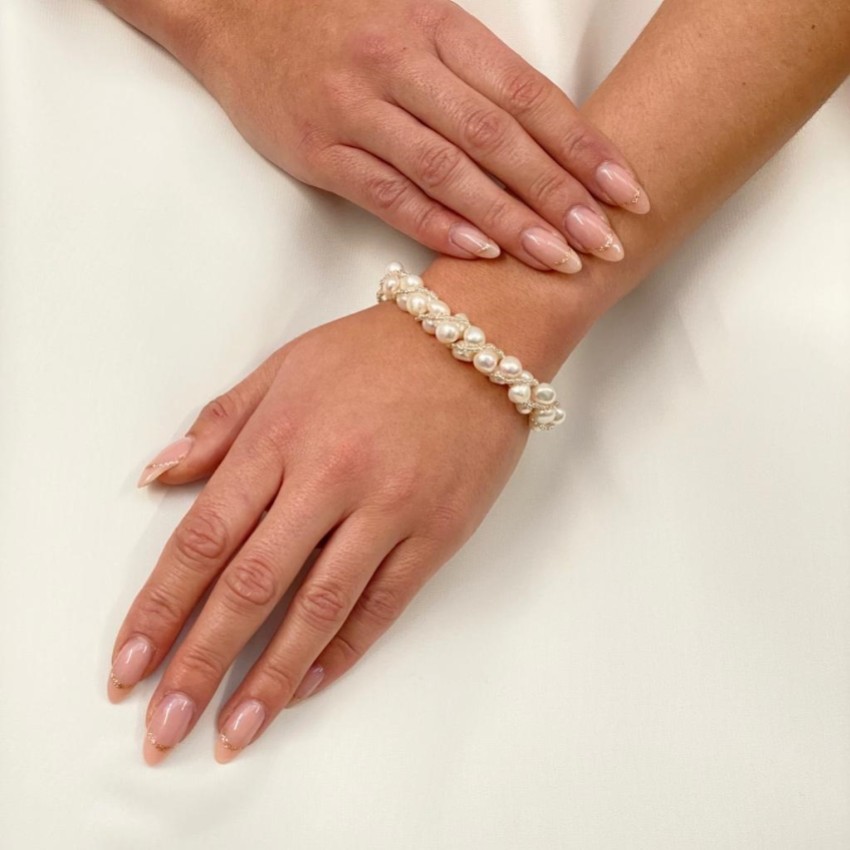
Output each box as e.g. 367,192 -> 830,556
97,0 -> 654,271
106,0 -> 850,764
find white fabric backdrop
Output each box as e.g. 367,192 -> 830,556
1,1 -> 848,847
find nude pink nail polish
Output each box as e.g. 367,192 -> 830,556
144,692 -> 195,766
137,436 -> 194,488
215,699 -> 265,764
520,227 -> 583,273
108,635 -> 153,703
290,664 -> 325,705
448,224 -> 501,259
596,161 -> 651,214
564,205 -> 625,261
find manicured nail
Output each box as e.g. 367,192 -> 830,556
137,436 -> 194,488
564,206 -> 625,261
108,635 -> 154,703
596,161 -> 650,214
144,692 -> 195,766
290,664 -> 325,705
520,227 -> 582,274
215,699 -> 265,764
448,224 -> 501,259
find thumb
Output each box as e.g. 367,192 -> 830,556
136,349 -> 284,488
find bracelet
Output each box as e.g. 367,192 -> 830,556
377,262 -> 566,432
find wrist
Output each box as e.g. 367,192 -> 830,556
421,255 -> 618,381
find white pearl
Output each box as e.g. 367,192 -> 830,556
498,356 -> 522,377
429,300 -> 450,317
553,407 -> 566,425
516,403 -> 533,415
519,370 -> 534,384
421,318 -> 438,334
463,326 -> 486,346
436,322 -> 460,344
534,409 -> 557,426
452,346 -> 473,361
404,274 -> 424,289
385,262 -> 404,274
396,293 -> 409,311
406,293 -> 429,316
383,277 -> 399,294
508,384 -> 531,404
473,351 -> 498,374
533,383 -> 556,405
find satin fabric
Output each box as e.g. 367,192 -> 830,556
1,1 -> 848,846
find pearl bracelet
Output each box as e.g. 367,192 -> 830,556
377,262 -> 566,431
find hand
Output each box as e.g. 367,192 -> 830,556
121,0 -> 649,271
109,259 -> 587,764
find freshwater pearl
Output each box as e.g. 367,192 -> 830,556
508,384 -> 531,404
498,356 -> 522,378
463,326 -> 486,346
385,261 -> 403,274
406,293 -> 429,316
404,274 -> 424,288
421,318 -> 438,334
519,370 -> 534,384
384,277 -> 400,294
436,322 -> 460,344
452,346 -> 473,361
473,350 -> 498,374
553,407 -> 566,425
396,293 -> 410,311
429,300 -> 451,317
534,408 -> 557,426
516,403 -> 533,415
533,383 -> 556,404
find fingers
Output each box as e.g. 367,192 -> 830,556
314,143 -> 503,262
108,428 -> 284,704
141,477 -> 348,764
288,537 -> 435,709
136,349 -> 286,488
212,512 -> 401,763
435,13 -> 650,215
348,103 -> 583,273
387,57 -> 626,263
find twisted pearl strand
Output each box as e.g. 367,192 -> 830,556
377,262 -> 566,432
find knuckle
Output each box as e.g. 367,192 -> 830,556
365,173 -> 410,212
136,584 -> 185,632
222,553 -> 279,610
416,143 -> 463,190
260,658 -> 298,696
172,508 -> 229,572
459,108 -> 509,153
179,645 -> 224,682
298,579 -> 350,629
358,583 -> 405,627
317,437 -> 371,485
328,631 -> 361,665
198,393 -> 238,427
479,195 -> 512,232
528,170 -> 571,209
560,124 -> 600,165
502,68 -> 549,112
348,29 -> 400,67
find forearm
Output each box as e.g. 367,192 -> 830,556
428,0 -> 850,376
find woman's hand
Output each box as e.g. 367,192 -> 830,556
109,259 -> 587,765
103,0 -> 649,271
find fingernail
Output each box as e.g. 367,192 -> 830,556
137,436 -> 194,488
215,699 -> 265,764
595,161 -> 650,214
448,224 -> 501,259
520,227 -> 582,274
144,692 -> 195,766
565,206 -> 625,262
108,635 -> 154,703
290,664 -> 325,705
